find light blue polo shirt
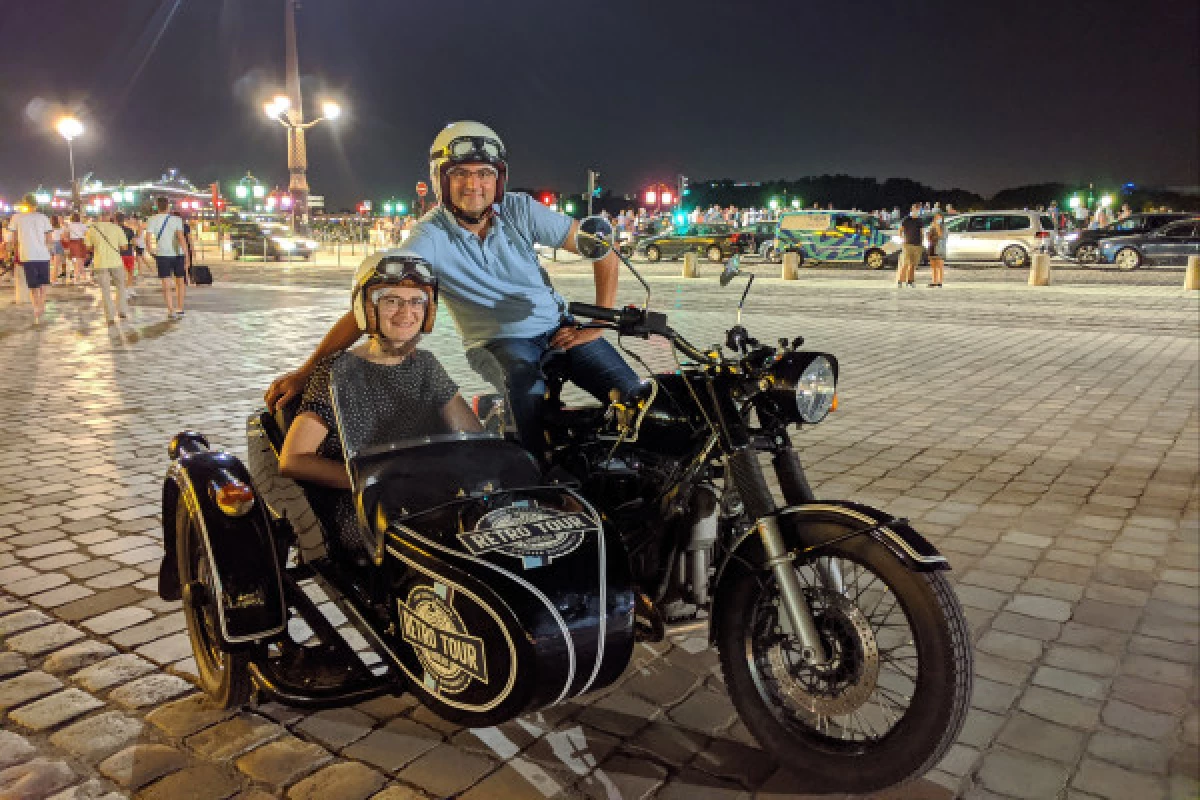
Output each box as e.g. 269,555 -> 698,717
392,192 -> 573,348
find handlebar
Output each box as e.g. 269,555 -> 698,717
568,302 -> 710,364
568,302 -> 620,323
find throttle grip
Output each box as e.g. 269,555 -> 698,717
568,302 -> 620,322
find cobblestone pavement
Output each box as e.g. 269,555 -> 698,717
0,260 -> 1196,800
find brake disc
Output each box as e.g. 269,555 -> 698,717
766,589 -> 880,718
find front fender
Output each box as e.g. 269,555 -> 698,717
163,448 -> 286,646
710,501 -> 948,642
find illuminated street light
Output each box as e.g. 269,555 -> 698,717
1099,194 -> 1113,207
55,116 -> 84,210
321,101 -> 341,120
235,184 -> 249,199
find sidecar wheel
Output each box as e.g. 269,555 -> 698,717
715,530 -> 971,793
177,502 -> 254,709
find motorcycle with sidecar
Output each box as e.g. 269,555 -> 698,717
159,217 -> 971,793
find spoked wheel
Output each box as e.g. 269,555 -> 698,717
645,245 -> 662,262
864,249 -> 886,270
1114,247 -> 1142,270
716,533 -> 972,794
707,245 -> 724,263
178,501 -> 254,708
1001,245 -> 1028,268
1075,243 -> 1099,265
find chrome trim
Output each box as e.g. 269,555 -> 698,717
777,504 -> 948,566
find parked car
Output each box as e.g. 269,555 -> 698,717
732,221 -> 778,256
770,210 -> 899,269
225,222 -> 317,261
1060,212 -> 1194,264
1097,218 -> 1200,269
937,211 -> 1057,268
635,223 -> 739,262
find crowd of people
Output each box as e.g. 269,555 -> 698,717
2,194 -> 194,325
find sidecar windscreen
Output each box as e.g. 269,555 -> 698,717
350,435 -> 543,522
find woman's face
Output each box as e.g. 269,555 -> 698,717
374,286 -> 428,343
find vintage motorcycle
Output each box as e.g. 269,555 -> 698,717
159,217 -> 971,794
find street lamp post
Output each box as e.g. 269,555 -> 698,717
55,116 -> 84,211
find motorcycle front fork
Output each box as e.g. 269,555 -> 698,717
728,446 -> 832,665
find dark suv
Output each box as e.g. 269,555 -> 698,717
1062,213 -> 1193,264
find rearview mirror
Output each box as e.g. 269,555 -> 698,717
575,215 -> 614,260
719,254 -> 742,287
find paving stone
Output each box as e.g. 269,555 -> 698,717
146,693 -> 235,738
1101,699 -> 1178,739
978,749 -> 1071,799
1087,731 -> 1169,774
138,764 -> 242,800
1006,594 -> 1074,622
286,761 -> 387,800
5,623 -> 84,655
971,676 -> 1022,714
656,768 -> 752,800
997,712 -> 1085,763
44,777 -> 127,800
579,753 -> 667,800
622,663 -> 702,707
341,718 -> 441,773
689,736 -> 777,786
1072,757 -> 1166,799
108,671 -> 193,708
624,720 -> 708,765
136,631 -> 194,664
0,609 -> 51,635
293,707 -> 377,750
666,688 -> 739,733
7,688 -> 105,731
49,711 -> 145,761
1072,600 -> 1144,632
353,692 -> 419,720
1120,653 -> 1194,688
97,743 -> 188,789
1044,644 -> 1121,676
367,785 -> 429,800
187,714 -> 286,762
0,730 -> 36,769
0,671 -> 63,710
976,629 -> 1043,662
396,743 -> 495,797
82,605 -> 155,634
0,757 -> 77,800
1111,675 -> 1191,714
54,586 -> 145,623
0,651 -> 27,679
72,653 -> 157,692
29,584 -> 94,608
41,640 -> 117,673
235,735 -> 331,788
109,612 -> 186,648
1032,666 -> 1109,699
1018,687 -> 1102,728
7,573 -> 70,597
575,689 -> 660,736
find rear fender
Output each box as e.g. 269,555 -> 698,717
710,501 -> 948,643
164,449 -> 287,646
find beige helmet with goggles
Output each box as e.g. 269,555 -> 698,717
350,253 -> 439,336
429,120 -> 507,223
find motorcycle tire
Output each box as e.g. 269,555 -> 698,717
716,527 -> 971,794
177,501 -> 255,709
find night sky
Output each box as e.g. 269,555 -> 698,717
1,0 -> 1196,209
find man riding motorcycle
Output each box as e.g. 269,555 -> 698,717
266,121 -> 642,456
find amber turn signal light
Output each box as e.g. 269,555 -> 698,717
211,480 -> 255,517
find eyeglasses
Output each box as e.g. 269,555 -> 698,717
375,295 -> 429,312
446,166 -> 499,184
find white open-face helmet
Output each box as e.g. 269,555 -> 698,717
429,121 -> 508,210
351,253 -> 439,336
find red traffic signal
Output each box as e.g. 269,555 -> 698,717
541,192 -> 555,206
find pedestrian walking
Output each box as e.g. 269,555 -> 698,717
64,212 -> 89,284
84,210 -> 132,324
927,211 -> 946,288
146,197 -> 190,319
7,194 -> 54,325
132,217 -> 153,277
896,204 -> 923,288
115,212 -> 137,300
49,215 -> 66,283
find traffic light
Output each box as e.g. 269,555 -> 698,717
564,201 -> 575,214
396,202 -> 407,214
661,191 -> 673,205
681,175 -> 689,196
588,169 -> 602,198
645,190 -> 657,205
541,192 -> 555,206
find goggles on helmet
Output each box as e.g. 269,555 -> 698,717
432,135 -> 506,164
376,258 -> 435,284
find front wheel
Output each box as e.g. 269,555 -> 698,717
178,501 -> 254,709
1114,247 -> 1142,270
1001,244 -> 1028,268
716,533 -> 971,794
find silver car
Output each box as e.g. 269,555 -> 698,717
942,210 -> 1059,267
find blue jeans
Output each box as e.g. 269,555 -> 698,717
468,328 -> 641,455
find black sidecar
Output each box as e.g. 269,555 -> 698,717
158,402 -> 635,727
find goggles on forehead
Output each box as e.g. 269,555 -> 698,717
432,136 -> 506,164
376,257 -> 434,283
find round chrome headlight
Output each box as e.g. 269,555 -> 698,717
795,356 -> 836,423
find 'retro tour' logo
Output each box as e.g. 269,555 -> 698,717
458,505 -> 598,569
398,583 -> 488,695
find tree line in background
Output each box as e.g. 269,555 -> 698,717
565,176 -> 1200,216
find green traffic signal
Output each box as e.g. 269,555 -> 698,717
564,201 -> 576,214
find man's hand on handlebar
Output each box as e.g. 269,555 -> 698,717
265,370 -> 309,411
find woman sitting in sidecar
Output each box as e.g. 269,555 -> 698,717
157,252 -> 634,722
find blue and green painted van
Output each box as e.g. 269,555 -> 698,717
768,210 -> 900,269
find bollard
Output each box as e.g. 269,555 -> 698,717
1028,253 -> 1051,286
682,252 -> 698,278
782,252 -> 799,280
1186,255 -> 1200,291
14,262 -> 29,305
